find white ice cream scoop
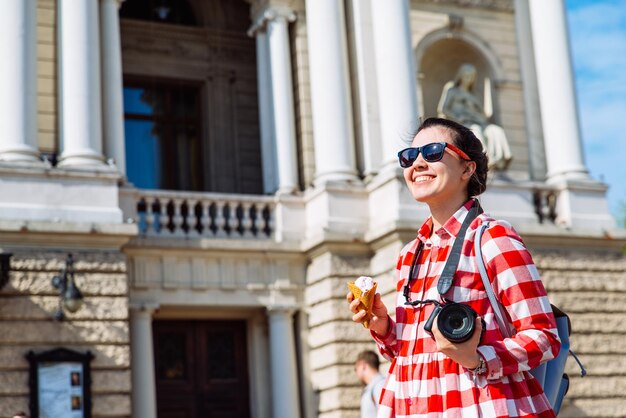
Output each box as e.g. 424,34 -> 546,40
355,275 -> 374,292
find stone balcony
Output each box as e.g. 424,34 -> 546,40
117,171 -> 618,249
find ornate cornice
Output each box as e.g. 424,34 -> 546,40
413,0 -> 514,12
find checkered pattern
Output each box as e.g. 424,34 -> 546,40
371,200 -> 561,417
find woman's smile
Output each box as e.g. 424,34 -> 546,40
412,175 -> 436,183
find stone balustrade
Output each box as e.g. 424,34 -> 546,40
120,189 -> 275,239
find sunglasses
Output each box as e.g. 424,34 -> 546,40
397,142 -> 471,168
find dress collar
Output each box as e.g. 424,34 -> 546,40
417,199 -> 475,242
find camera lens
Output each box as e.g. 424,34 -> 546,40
437,303 -> 478,343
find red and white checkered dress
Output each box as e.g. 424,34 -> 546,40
372,200 -> 561,417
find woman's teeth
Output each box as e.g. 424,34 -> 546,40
414,175 -> 434,183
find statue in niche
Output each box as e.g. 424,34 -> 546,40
437,63 -> 512,170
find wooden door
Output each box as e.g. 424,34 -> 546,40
153,320 -> 251,418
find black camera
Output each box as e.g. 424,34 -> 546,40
423,302 -> 484,343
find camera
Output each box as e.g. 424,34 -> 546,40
423,302 -> 484,343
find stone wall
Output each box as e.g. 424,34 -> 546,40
306,249 -> 372,418
37,0 -> 57,153
0,251 -> 130,418
291,1 -> 316,190
536,250 -> 626,418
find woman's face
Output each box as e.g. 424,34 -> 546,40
403,126 -> 473,207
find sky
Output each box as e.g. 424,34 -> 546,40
566,0 -> 626,225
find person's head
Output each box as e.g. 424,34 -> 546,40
399,117 -> 488,207
355,350 -> 381,384
12,412 -> 28,418
454,63 -> 477,90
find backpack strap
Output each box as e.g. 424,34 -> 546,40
474,222 -> 587,378
474,221 -> 513,338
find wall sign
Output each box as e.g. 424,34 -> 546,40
26,348 -> 94,418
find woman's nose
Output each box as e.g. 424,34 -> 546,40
412,153 -> 428,168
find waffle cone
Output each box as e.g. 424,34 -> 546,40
347,281 -> 378,328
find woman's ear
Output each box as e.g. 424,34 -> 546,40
461,161 -> 476,181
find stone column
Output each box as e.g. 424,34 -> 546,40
263,7 -> 299,194
350,0 -> 382,179
306,0 -> 359,185
257,30 -> 278,194
248,18 -> 278,194
267,306 -> 300,418
130,303 -> 158,418
57,0 -> 106,167
514,0 -> 547,181
100,0 -> 126,174
0,0 -> 40,162
370,0 -> 418,168
528,0 -> 588,182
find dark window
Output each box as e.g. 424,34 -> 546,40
120,0 -> 265,195
205,331 -> 236,380
123,81 -> 203,191
119,0 -> 198,26
155,330 -> 188,381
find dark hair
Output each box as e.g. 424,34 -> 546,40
416,117 -> 489,198
356,350 -> 380,370
13,413 -> 28,418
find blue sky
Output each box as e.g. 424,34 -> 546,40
566,0 -> 626,225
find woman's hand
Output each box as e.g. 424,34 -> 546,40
346,291 -> 390,336
432,316 -> 483,369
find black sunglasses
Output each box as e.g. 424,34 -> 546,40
397,142 -> 471,168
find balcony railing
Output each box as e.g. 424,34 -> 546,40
121,189 -> 275,239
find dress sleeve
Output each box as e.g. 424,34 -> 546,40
371,317 -> 398,361
370,247 -> 409,361
476,220 -> 561,380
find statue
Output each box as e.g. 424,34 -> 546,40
437,63 -> 512,170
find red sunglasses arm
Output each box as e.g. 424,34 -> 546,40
446,143 -> 471,161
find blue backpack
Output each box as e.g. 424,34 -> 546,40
475,222 -> 586,415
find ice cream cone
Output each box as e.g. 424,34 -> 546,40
348,281 -> 378,328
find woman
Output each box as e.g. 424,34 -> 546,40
347,117 -> 560,417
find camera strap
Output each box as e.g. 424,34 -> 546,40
403,240 -> 424,304
404,199 -> 482,304
436,199 -> 483,296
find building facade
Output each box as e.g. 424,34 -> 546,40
0,0 -> 625,417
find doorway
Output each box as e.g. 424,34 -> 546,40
153,320 -> 251,418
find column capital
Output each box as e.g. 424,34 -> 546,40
248,5 -> 296,36
266,304 -> 298,317
129,301 -> 160,314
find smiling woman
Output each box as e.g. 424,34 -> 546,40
346,117 -> 562,418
